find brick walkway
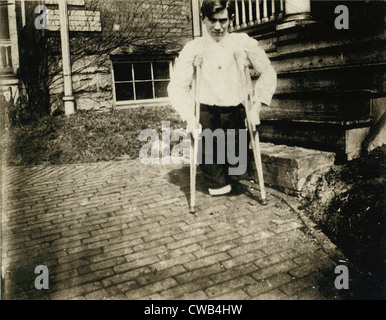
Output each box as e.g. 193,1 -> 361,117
1,160 -> 344,300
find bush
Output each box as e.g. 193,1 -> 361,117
301,146 -> 386,299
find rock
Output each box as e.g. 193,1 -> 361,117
259,143 -> 336,195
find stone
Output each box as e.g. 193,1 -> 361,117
258,143 -> 335,195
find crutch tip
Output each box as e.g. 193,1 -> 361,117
261,199 -> 268,206
189,207 -> 196,214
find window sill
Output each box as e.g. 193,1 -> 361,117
115,97 -> 171,108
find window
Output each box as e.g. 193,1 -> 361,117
112,60 -> 171,102
0,4 -> 10,39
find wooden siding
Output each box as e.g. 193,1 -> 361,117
238,0 -> 385,159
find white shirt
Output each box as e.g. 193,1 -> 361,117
168,32 -> 277,122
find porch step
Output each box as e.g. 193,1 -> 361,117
258,143 -> 335,196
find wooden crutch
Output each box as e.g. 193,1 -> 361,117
189,60 -> 202,213
241,65 -> 267,205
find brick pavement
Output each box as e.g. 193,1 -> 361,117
1,160 -> 345,300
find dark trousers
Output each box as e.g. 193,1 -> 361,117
199,104 -> 248,189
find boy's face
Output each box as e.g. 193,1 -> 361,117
203,8 -> 230,42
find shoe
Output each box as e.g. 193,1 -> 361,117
208,184 -> 232,196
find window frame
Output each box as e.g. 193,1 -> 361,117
112,58 -> 173,106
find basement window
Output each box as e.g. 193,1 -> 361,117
112,60 -> 172,103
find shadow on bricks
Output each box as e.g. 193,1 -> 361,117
167,166 -> 208,201
167,165 -> 265,206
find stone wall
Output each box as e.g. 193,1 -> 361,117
49,53 -> 114,112
46,0 -> 193,112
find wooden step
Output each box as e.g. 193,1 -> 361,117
259,119 -> 371,161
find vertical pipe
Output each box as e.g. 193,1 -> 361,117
59,0 -> 75,115
191,0 -> 201,38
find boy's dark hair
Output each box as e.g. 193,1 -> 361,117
200,0 -> 234,20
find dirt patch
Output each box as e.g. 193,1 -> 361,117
300,145 -> 386,299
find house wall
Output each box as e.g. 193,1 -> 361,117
238,0 -> 385,160
28,0 -> 193,112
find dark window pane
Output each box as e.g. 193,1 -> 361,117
0,5 -> 10,39
115,83 -> 134,101
153,62 -> 170,80
6,46 -> 11,68
135,82 -> 153,100
154,81 -> 169,98
113,63 -> 132,81
1,47 -> 6,68
133,63 -> 151,80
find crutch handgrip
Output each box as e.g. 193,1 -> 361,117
193,55 -> 203,68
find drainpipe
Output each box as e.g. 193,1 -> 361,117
59,0 -> 75,115
191,0 -> 201,38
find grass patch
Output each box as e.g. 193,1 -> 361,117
3,106 -> 184,166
